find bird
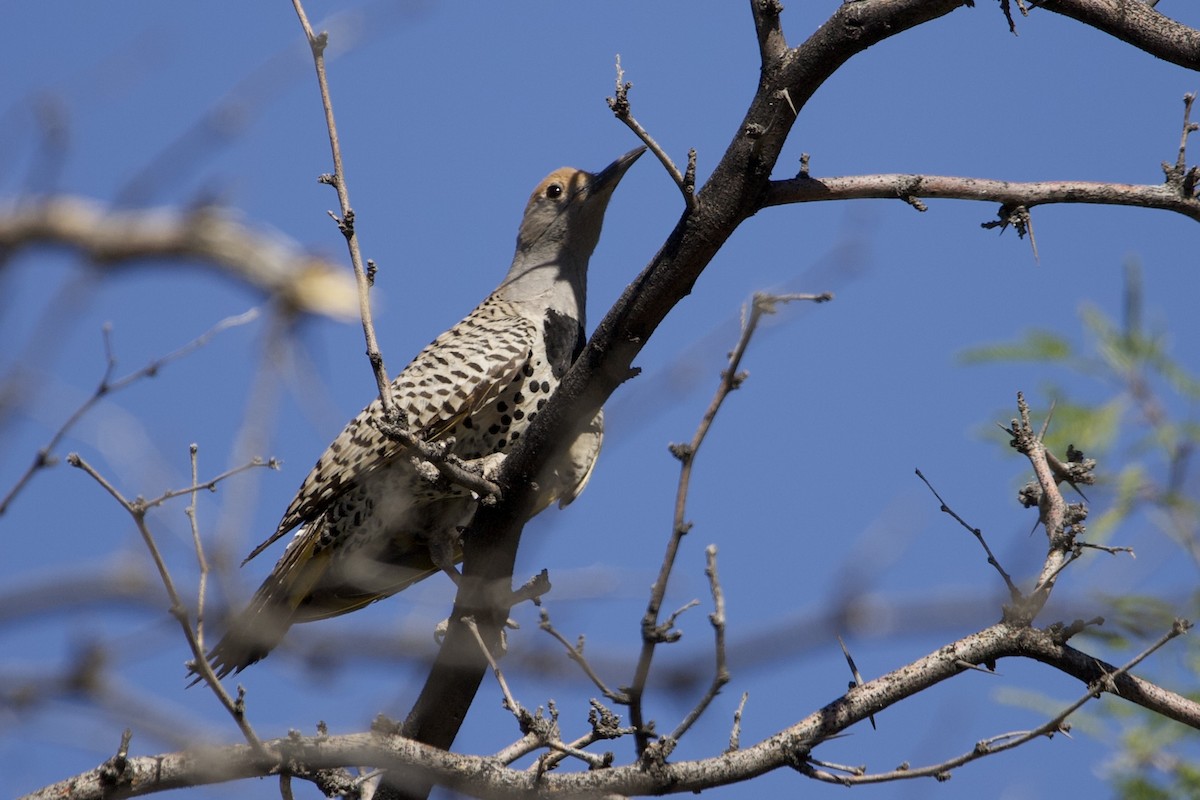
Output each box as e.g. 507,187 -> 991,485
197,146 -> 644,679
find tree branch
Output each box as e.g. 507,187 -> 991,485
290,0 -> 395,414
765,173 -> 1200,223
26,621 -> 1197,800
0,197 -> 356,318
1035,0 -> 1200,70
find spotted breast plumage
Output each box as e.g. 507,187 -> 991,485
199,147 -> 643,678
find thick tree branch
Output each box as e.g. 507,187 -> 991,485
26,621 -> 1197,800
1036,0 -> 1200,70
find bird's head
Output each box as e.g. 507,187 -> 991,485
509,146 -> 645,280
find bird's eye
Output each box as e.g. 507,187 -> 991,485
546,183 -> 564,199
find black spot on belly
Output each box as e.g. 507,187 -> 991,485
544,310 -> 585,379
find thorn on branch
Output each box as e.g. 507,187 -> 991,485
837,634 -> 876,730
982,203 -> 1038,261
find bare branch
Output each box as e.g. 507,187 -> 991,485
0,198 -> 356,316
628,292 -> 831,752
289,0 -> 394,414
726,692 -> 750,753
1003,393 -> 1079,618
25,622 -> 1197,800
462,616 -> 521,721
915,468 -> 1020,600
1,308 -> 263,516
667,545 -> 732,743
801,620 -> 1193,786
538,607 -> 627,703
765,173 -> 1200,222
607,55 -> 697,212
66,453 -> 272,760
184,445 -> 211,657
1033,0 -> 1200,70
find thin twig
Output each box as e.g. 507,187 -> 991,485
464,619 -> 617,771
628,291 -> 832,753
461,616 -> 520,717
1077,541 -> 1135,557
0,308 -> 260,516
799,620 -> 1192,786
290,0 -> 393,414
669,545 -> 731,742
144,458 -> 280,510
607,55 -> 697,212
66,453 -> 272,761
184,445 -> 210,655
538,607 -> 626,702
915,468 -> 1020,600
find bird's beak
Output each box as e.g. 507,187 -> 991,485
590,146 -> 646,195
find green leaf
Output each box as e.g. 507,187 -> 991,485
958,330 -> 1074,365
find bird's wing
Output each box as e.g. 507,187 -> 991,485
243,305 -> 536,564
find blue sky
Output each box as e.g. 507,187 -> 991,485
4,3 -> 1199,798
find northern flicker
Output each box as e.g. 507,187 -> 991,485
199,147 -> 643,678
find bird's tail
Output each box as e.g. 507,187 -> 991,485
188,533 -> 443,683
194,598 -> 295,681
188,536 -> 334,683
